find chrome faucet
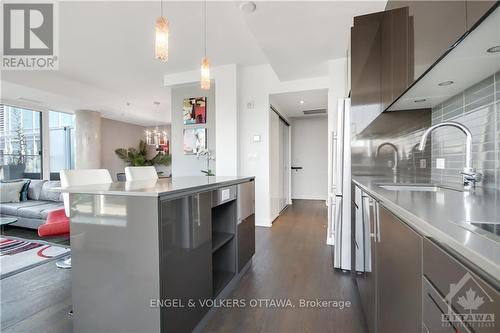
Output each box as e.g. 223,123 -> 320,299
376,142 -> 399,178
418,121 -> 482,189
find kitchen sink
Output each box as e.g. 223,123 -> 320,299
377,183 -> 463,192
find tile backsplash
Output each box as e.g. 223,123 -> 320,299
431,72 -> 500,189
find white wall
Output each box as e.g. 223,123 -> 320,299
165,63 -> 331,227
291,116 -> 328,200
165,64 -> 239,177
238,64 -> 329,226
171,83 -> 216,177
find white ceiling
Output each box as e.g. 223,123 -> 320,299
241,1 -> 386,80
1,1 -> 386,125
270,88 -> 328,118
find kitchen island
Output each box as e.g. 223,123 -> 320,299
55,176 -> 255,333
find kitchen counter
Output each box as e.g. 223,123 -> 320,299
54,176 -> 254,198
52,176 -> 256,333
352,176 -> 500,284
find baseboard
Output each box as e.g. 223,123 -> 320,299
291,196 -> 327,201
255,219 -> 272,228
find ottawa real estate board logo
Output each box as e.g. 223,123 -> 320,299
441,272 -> 495,330
2,2 -> 58,70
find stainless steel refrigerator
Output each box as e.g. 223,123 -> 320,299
327,98 -> 356,271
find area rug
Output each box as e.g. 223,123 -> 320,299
0,236 -> 70,279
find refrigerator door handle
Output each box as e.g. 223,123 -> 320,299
330,131 -> 337,193
375,202 -> 381,243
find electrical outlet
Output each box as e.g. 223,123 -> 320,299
419,159 -> 426,169
253,135 -> 261,142
247,101 -> 255,109
436,158 -> 445,169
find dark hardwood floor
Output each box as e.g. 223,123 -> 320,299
203,200 -> 367,333
0,200 -> 366,333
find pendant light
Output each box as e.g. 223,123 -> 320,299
200,0 -> 210,90
155,0 -> 169,62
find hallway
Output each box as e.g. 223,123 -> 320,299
204,200 -> 366,332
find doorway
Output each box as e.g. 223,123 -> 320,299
269,88 -> 328,219
269,106 -> 290,220
290,116 -> 328,200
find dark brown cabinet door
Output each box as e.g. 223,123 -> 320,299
377,205 -> 423,333
381,7 -> 412,110
386,1 -> 467,83
351,12 -> 383,133
466,1 -> 497,29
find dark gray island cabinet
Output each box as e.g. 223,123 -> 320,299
55,177 -> 255,333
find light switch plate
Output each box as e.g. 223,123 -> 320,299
253,135 -> 261,142
436,158 -> 445,169
420,159 -> 426,169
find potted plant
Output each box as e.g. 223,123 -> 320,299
196,148 -> 215,176
115,140 -> 172,169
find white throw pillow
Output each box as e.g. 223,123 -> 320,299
0,181 -> 26,203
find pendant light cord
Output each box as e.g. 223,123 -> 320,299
161,0 -> 163,17
204,0 -> 207,57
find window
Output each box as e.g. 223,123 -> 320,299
0,105 -> 43,180
49,111 -> 75,180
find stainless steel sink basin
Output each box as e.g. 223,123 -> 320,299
377,183 -> 463,192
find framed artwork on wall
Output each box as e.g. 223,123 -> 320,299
183,97 -> 206,125
183,128 -> 206,155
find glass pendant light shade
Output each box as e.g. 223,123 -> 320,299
201,57 -> 210,90
155,16 -> 169,62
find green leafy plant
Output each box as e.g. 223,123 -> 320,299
115,140 -> 171,167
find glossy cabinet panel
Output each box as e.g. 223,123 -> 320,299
70,194 -> 161,333
159,192 -> 213,333
237,214 -> 255,272
355,188 -> 378,333
385,1 -> 467,83
351,12 -> 383,134
381,7 -> 412,110
466,1 -> 497,29
377,205 -> 423,333
423,239 -> 500,333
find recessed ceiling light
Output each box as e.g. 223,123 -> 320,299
240,1 -> 257,14
299,100 -> 305,104
414,99 -> 426,103
438,80 -> 454,86
486,45 -> 500,53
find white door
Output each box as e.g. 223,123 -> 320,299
291,117 -> 328,200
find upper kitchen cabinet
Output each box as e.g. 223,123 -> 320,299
388,3 -> 500,111
351,7 -> 411,133
386,1 -> 468,83
350,11 -> 383,134
467,1 -> 498,29
380,7 -> 412,110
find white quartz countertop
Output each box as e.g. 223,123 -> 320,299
353,176 -> 500,285
52,176 -> 254,197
